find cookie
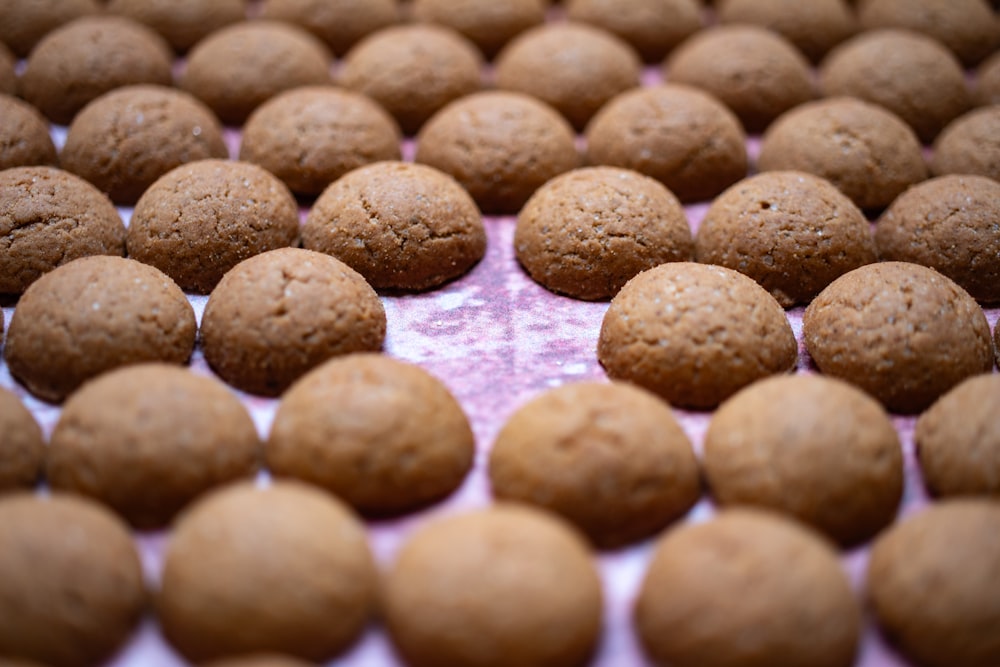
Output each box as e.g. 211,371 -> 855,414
339,25 -> 482,136
382,505 -> 602,667
665,25 -> 815,134
758,97 -> 928,210
803,261 -> 993,413
695,171 -> 876,307
127,159 -> 300,294
180,21 -> 332,125
867,500 -> 1000,667
514,166 -> 694,300
717,0 -> 856,62
0,0 -> 100,57
19,16 -> 173,125
415,91 -> 578,215
239,86 -> 401,196
597,262 -> 797,409
201,249 -> 388,397
585,84 -> 748,203
931,106 -> 1000,182
565,0 -> 702,62
157,481 -> 376,663
636,509 -> 860,667
106,0 -> 244,52
0,166 -> 125,294
875,175 -> 1000,303
0,493 -> 146,667
411,0 -> 546,58
0,43 -> 16,95
495,22 -> 641,131
204,658 -> 316,667
267,354 -> 473,514
60,85 -> 229,205
0,387 -> 44,492
977,51 -> 1000,106
47,364 -> 260,529
0,96 -> 58,171
260,0 -> 398,56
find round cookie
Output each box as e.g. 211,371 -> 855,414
60,85 -> 229,205
916,374 -> 1000,497
338,24 -> 482,136
636,509 -> 860,667
875,175 -> 1000,303
867,500 -> 1000,667
415,91 -> 578,215
267,354 -> 473,514
489,382 -> 700,548
106,0 -> 246,52
0,493 -> 146,667
260,0 -> 398,56
585,84 -> 748,203
704,375 -> 902,546
180,21 -> 332,125
204,658 -> 316,667
495,22 -> 641,132
514,166 -> 694,300
201,249 -> 387,397
0,387 -> 44,492
565,0 -> 702,62
411,0 -> 545,58
0,166 -> 125,295
239,86 -> 401,197
758,97 -> 928,210
597,262 -> 798,409
127,159 -> 300,294
0,43 -> 17,96
695,171 -> 876,307
0,0 -> 100,57
977,51 -> 1000,106
665,25 -> 815,134
931,106 -> 1000,182
803,261 -> 993,413
382,505 -> 602,667
0,96 -> 58,171
19,16 -> 173,125
717,0 -> 857,62
157,481 -> 376,663
47,364 -> 260,529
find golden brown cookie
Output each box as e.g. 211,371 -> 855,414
204,657 -> 316,667
157,481 -> 376,664
0,95 -> 58,171
977,51 -> 1000,106
565,0 -> 702,62
107,0 -> 245,52
411,0 -> 545,58
0,387 -> 44,492
931,106 -> 1000,182
0,0 -> 100,57
0,43 -> 15,96
717,0 -> 856,62
260,0 -> 398,56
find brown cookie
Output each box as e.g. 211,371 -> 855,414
127,159 -> 300,294
636,509 -> 860,667
0,387 -> 44,492
411,0 -> 545,58
415,91 -> 578,215
977,51 -> 1000,106
0,166 -> 125,294
106,0 -> 246,52
180,21 -> 332,125
47,364 -> 260,529
867,500 -> 1000,667
565,0 -> 702,62
695,171 -> 876,307
0,493 -> 146,667
0,43 -> 16,95
267,354 -> 473,514
514,166 -> 694,300
931,106 -> 1000,182
875,175 -> 1000,303
204,657 -> 316,667
260,0 -> 398,56
758,97 -> 928,210
585,84 -> 748,203
803,261 -> 993,413
382,505 -> 602,667
717,0 -> 856,62
157,481 -> 376,663
201,249 -> 387,396
0,96 -> 57,171
597,262 -> 798,409
239,86 -> 401,196
0,0 -> 100,57
60,85 -> 229,205
19,16 -> 173,125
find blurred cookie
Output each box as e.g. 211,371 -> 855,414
0,0 -> 100,57
0,96 -> 57,171
107,0 -> 246,52
204,658 -> 315,667
931,106 -> 1000,182
717,0 -> 856,62
260,0 -> 398,56
977,51 -> 1000,105
565,0 -> 702,62
0,43 -> 16,95
411,0 -> 545,58
0,388 -> 44,492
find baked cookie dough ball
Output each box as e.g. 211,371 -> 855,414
0,493 -> 146,667
303,162 -> 485,291
875,175 -> 1000,303
977,51 -> 1000,106
803,262 -> 993,413
261,0 -> 398,56
416,91 -> 577,215
240,86 -> 401,197
0,43 -> 16,95
515,166 -> 693,300
0,0 -> 100,57
204,658 -> 315,667
61,85 -> 229,205
201,249 -> 387,397
931,106 -> 1000,182
868,500 -> 1000,667
598,262 -> 797,409
0,96 -> 58,171
4,256 -> 196,403
0,388 -> 44,492
717,0 -> 856,62
158,481 -> 376,663
565,0 -> 702,62
267,354 -> 473,515
127,159 -> 300,294
48,364 -> 260,529
695,171 -> 876,307
636,510 -> 860,667
411,0 -> 545,58
107,0 -> 246,52
0,166 -> 125,294
180,21 -> 332,125
586,85 -> 748,203
19,16 -> 173,125
759,97 -> 927,210
382,505 -> 602,667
